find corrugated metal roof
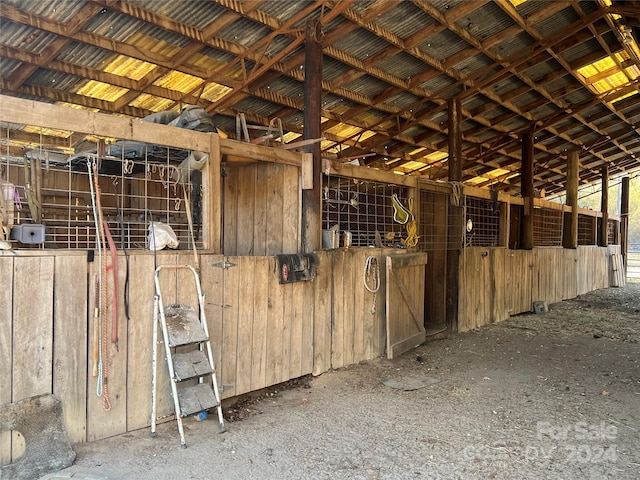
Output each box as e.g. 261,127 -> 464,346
56,42 -> 113,69
343,75 -> 388,98
455,2 -> 515,42
0,58 -> 20,78
28,70 -> 85,92
0,20 -> 59,55
417,30 -> 471,62
376,3 -> 435,39
0,0 -> 637,194
491,31 -> 535,58
217,17 -> 273,49
130,0 -> 227,30
333,29 -> 390,62
451,52 -> 494,77
383,91 -> 422,110
534,6 -> 579,37
82,10 -> 142,41
1,0 -> 88,21
377,52 -> 429,81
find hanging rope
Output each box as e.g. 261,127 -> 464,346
401,197 -> 419,249
89,159 -> 111,411
363,256 -> 380,314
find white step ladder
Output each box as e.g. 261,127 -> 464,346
151,264 -> 225,448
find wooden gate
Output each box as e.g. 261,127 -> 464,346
385,253 -> 428,359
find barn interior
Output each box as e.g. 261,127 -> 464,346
1,0 -> 639,469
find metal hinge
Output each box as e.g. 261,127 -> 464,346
211,259 -> 236,269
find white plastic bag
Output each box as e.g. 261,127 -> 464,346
148,221 -> 179,250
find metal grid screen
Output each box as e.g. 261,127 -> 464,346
464,196 -> 501,247
577,214 -> 596,245
533,207 -> 563,246
322,176 -> 409,248
607,219 -> 619,245
2,139 -> 201,250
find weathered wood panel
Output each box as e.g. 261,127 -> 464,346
53,255 -> 88,444
312,251 -> 332,375
459,246 -> 609,331
0,257 -> 13,465
385,253 -> 428,359
222,163 -> 300,256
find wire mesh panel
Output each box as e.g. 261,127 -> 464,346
577,214 -> 596,245
321,176 -> 409,247
464,196 -> 501,247
2,139 -> 201,250
533,207 -> 563,246
607,219 -> 619,245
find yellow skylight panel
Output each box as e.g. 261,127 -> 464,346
102,56 -> 155,81
154,71 -> 203,94
486,168 -> 511,178
611,90 -> 638,103
23,126 -> 72,138
424,150 -> 448,163
199,82 -> 232,103
128,94 -> 174,112
75,81 -> 128,101
408,147 -> 426,156
509,0 -> 527,7
466,176 -> 488,185
401,161 -> 427,171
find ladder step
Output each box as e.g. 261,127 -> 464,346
177,384 -> 219,417
173,350 -> 213,382
164,304 -> 209,347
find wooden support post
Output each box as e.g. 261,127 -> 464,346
599,164 -> 609,247
564,149 -> 579,249
621,176 -> 630,276
205,133 -> 222,252
520,131 -> 534,249
446,98 -> 462,332
301,21 -> 323,253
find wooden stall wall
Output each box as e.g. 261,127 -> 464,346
458,246 -> 611,332
1,247 -> 415,451
222,163 -> 300,256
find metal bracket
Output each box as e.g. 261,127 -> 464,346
212,260 -> 236,269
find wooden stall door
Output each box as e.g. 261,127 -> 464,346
385,253 -> 428,359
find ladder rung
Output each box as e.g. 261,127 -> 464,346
164,304 -> 209,347
173,350 -> 214,382
177,384 -> 219,417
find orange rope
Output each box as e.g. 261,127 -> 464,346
93,164 -> 111,412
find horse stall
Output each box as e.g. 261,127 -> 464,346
0,96 -> 620,458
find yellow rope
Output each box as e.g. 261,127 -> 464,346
401,197 -> 419,248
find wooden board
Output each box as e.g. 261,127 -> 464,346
610,253 -> 625,287
86,256 -> 128,442
235,256 -> 255,395
12,257 -> 54,458
0,257 -> 13,465
312,251 -> 332,375
220,256 -> 240,399
250,257 -> 268,391
53,255 -> 88,444
385,253 -> 428,359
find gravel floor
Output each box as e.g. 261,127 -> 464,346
43,284 -> 640,480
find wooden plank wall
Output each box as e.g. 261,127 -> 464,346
458,246 -> 611,332
1,247 -> 405,452
222,163 -> 300,256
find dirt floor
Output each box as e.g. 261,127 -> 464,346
44,284 -> 639,480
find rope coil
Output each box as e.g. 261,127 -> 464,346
363,256 -> 380,314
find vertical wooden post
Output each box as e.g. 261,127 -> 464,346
564,149 -> 579,249
621,176 -> 630,276
520,131 -> 534,249
599,164 -> 609,247
446,98 -> 462,332
301,21 -> 323,253
205,133 -> 222,252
